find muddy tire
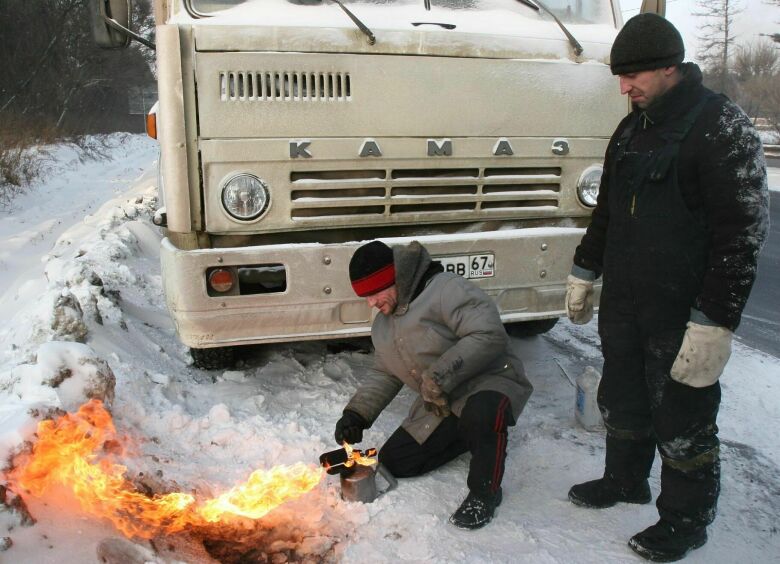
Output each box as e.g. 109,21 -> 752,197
505,317 -> 559,338
190,346 -> 236,370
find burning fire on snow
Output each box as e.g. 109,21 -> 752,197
7,400 -> 324,539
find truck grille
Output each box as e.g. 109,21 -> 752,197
220,71 -> 351,102
289,166 -> 560,221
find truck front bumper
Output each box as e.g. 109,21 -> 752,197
160,227 -> 598,348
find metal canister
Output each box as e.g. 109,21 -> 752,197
340,463 -> 398,503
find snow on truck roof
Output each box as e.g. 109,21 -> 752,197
177,0 -> 619,61
174,0 -> 618,45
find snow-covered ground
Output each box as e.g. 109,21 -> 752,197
768,167 -> 779,193
0,139 -> 778,563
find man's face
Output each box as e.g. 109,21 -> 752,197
366,285 -> 398,315
618,66 -> 680,109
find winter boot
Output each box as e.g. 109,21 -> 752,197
449,488 -> 502,530
628,520 -> 707,562
568,477 -> 651,508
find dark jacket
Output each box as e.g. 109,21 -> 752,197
574,63 -> 769,330
344,242 -> 533,444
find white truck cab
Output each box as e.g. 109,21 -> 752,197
91,0 -> 666,367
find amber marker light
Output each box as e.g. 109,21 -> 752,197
145,111 -> 157,140
208,269 -> 235,293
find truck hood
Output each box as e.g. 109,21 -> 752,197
195,50 -> 626,139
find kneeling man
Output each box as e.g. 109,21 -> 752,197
334,240 -> 532,529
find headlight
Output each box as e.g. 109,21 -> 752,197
576,164 -> 603,208
221,173 -> 270,221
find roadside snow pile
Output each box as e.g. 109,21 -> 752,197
0,138 -> 157,459
0,187 -> 158,458
758,129 -> 779,145
7,342 -> 115,411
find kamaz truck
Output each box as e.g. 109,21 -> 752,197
91,0 -> 667,368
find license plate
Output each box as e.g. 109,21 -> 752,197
438,254 -> 495,279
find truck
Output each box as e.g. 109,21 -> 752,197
90,0 -> 667,368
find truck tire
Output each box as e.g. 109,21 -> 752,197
190,346 -> 236,370
505,317 -> 559,338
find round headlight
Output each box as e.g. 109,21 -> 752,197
221,174 -> 270,221
577,164 -> 603,208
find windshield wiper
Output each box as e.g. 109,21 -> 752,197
515,0 -> 583,57
330,0 -> 376,45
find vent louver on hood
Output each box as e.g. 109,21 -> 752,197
220,71 -> 352,102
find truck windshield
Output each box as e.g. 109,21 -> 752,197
187,0 -> 614,26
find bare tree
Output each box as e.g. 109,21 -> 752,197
732,40 -> 780,137
0,0 -> 155,203
733,40 -> 779,82
0,0 -> 154,135
694,0 -> 744,94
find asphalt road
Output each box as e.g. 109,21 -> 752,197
738,188 -> 779,358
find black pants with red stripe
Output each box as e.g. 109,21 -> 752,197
378,391 -> 514,496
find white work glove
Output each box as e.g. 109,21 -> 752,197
670,322 -> 733,387
565,274 -> 594,325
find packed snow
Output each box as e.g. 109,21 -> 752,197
0,137 -> 778,563
768,167 -> 780,193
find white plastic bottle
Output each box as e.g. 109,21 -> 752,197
575,366 -> 603,431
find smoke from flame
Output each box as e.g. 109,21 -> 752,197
7,400 -> 323,539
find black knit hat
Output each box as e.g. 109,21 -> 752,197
349,241 -> 395,297
610,13 -> 684,75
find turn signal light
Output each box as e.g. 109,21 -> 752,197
208,269 -> 235,293
146,111 -> 157,140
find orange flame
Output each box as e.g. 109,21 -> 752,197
8,400 -> 323,539
343,442 -> 378,469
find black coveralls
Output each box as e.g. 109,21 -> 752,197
574,64 -> 768,532
598,93 -> 721,531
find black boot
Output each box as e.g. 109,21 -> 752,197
568,477 -> 651,508
449,488 -> 502,530
628,520 -> 707,562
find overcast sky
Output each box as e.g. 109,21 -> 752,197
619,0 -> 780,63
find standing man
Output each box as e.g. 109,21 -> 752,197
334,240 -> 532,530
565,13 -> 769,563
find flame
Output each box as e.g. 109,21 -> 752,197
343,442 -> 378,468
8,400 -> 323,539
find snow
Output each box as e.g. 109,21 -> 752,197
179,0 -> 616,37
180,0 -> 618,62
769,167 -> 780,193
0,140 -> 778,562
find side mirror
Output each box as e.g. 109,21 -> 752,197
90,0 -> 131,49
639,0 -> 666,16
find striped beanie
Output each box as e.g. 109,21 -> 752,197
349,241 -> 395,297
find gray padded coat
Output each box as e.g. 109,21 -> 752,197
344,242 -> 533,444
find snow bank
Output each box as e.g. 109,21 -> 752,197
768,167 -> 780,193
0,135 -> 159,468
9,342 -> 115,412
